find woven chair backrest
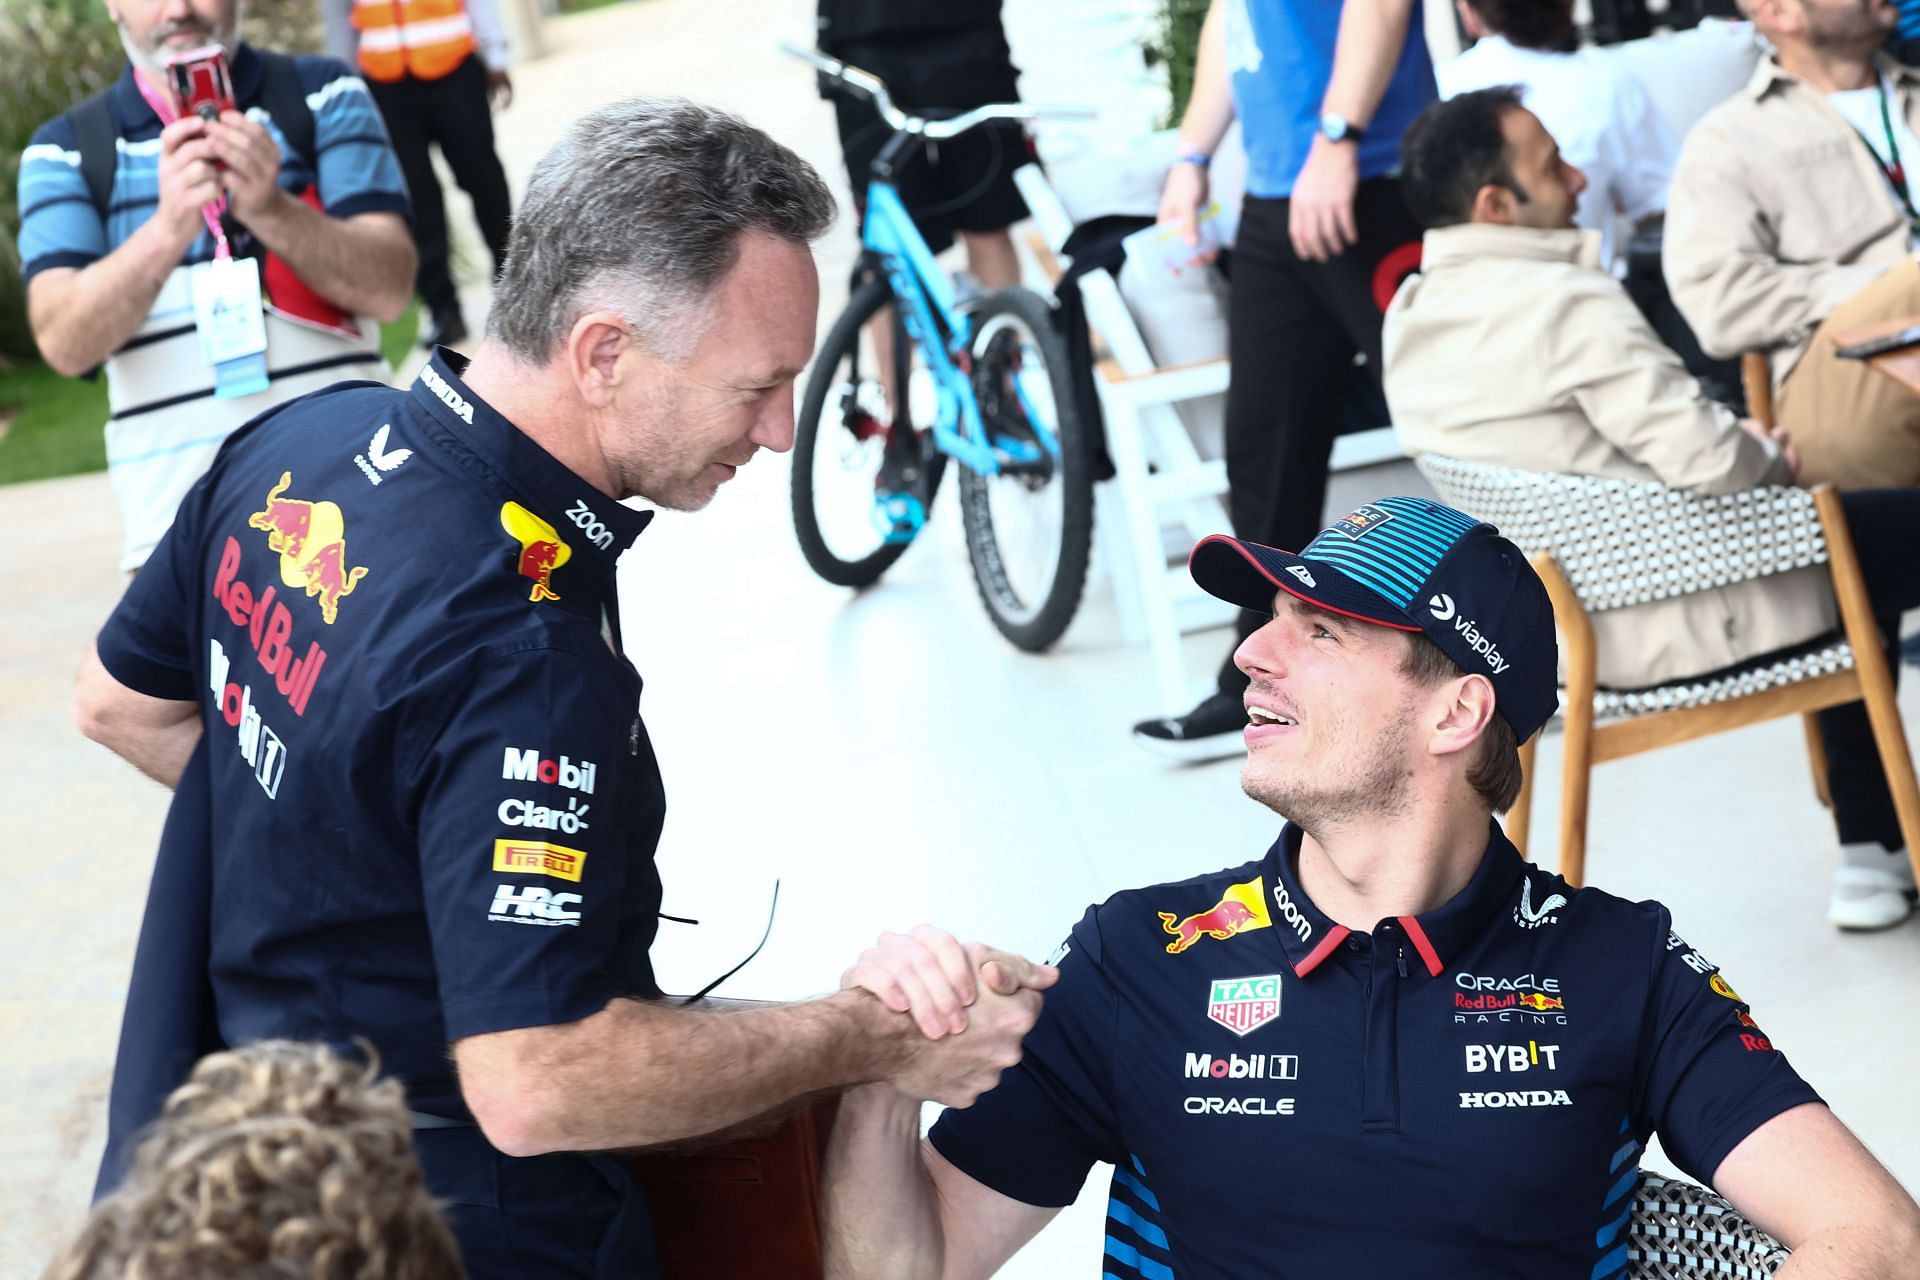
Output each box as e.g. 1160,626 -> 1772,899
1626,1173 -> 1788,1277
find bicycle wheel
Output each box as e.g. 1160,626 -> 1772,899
792,276 -> 947,588
955,288 -> 1094,652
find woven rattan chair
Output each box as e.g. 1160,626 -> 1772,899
1417,453 -> 1920,886
1625,1173 -> 1789,1278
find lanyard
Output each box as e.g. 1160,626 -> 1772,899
133,71 -> 231,259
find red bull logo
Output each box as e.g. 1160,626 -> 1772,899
211,536 -> 328,716
1515,992 -> 1565,1012
247,471 -> 368,625
1158,877 -> 1272,954
501,502 -> 571,603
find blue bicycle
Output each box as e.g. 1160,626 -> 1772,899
787,45 -> 1095,652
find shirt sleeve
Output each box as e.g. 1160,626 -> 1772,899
1633,910 -> 1822,1186
928,906 -> 1123,1207
17,115 -> 106,282
303,57 -> 410,222
410,641 -> 646,1041
95,468 -> 218,703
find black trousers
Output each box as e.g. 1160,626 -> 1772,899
1215,181 -> 1423,695
1819,489 -> 1920,849
369,54 -> 513,317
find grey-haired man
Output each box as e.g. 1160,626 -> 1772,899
73,98 -> 1055,1279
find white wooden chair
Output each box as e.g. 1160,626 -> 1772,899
1418,454 -> 1920,888
1011,164 -> 1400,712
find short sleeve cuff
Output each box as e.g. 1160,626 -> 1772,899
440,976 -> 614,1042
324,190 -> 411,223
22,250 -> 100,284
1688,1084 -> 1825,1187
96,627 -> 197,702
928,1111 -> 1086,1209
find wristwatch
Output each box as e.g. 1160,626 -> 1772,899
1319,112 -> 1365,145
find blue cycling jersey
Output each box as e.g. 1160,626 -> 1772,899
931,823 -> 1819,1279
96,353 -> 667,1276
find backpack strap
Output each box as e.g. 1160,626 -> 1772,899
249,48 -> 317,170
70,89 -> 119,220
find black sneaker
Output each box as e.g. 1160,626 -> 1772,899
1131,689 -> 1247,763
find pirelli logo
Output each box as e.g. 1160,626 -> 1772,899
493,838 -> 587,883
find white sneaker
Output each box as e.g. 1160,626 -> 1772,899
1828,860 -> 1916,931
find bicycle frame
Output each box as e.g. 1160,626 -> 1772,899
859,180 -> 1006,477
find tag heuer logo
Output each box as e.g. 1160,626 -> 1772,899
1207,974 -> 1282,1037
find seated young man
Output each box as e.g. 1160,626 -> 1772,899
1665,0 -> 1920,489
819,497 -> 1920,1278
1384,87 -> 1920,930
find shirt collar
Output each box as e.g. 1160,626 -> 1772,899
1420,222 -> 1601,272
111,43 -> 264,129
407,349 -> 654,572
1748,50 -> 1920,101
1263,821 -> 1528,980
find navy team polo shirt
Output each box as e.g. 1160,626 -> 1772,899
930,824 -> 1820,1279
96,352 -> 668,1276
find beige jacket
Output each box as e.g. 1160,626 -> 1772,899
1384,223 -> 1837,689
1664,55 -> 1919,384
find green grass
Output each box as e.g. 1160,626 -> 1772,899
0,301 -> 423,487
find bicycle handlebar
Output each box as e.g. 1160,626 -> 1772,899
780,41 -> 1094,140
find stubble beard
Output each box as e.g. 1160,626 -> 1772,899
1241,709 -> 1415,834
1805,2 -> 1895,59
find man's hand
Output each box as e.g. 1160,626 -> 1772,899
884,982 -> 1045,1108
844,926 -> 1059,1041
486,67 -> 513,110
1738,415 -> 1800,477
207,109 -> 286,225
1289,138 -> 1360,262
155,117 -> 224,249
1157,160 -> 1214,257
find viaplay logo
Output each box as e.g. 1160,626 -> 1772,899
1428,594 -> 1510,675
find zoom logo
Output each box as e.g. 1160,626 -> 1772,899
1429,594 -> 1456,621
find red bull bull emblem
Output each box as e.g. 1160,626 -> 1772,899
1158,877 -> 1273,955
247,471 -> 368,625
501,502 -> 572,603
1515,992 -> 1565,1012
1207,974 -> 1283,1037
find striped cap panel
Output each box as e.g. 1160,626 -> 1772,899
1301,498 -> 1483,609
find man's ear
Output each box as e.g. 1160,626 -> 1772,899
1471,182 -> 1517,225
564,311 -> 642,409
1429,674 -> 1498,760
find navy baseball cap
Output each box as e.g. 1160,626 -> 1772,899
1189,497 -> 1559,740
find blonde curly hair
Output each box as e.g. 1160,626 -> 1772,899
44,1041 -> 464,1280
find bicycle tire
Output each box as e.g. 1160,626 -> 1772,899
955,288 -> 1094,652
791,276 -> 947,588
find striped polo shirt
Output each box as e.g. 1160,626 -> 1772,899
17,45 -> 410,570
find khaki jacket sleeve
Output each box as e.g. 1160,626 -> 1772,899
1663,123 -> 1887,360
1543,279 -> 1791,494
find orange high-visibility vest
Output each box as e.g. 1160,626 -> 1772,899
352,0 -> 476,83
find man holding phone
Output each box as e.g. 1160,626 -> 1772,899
17,0 -> 415,573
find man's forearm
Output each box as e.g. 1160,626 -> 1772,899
1774,1222 -> 1920,1277
1177,0 -> 1237,155
822,1084 -> 945,1280
1321,0 -> 1417,126
242,197 -> 415,322
28,219 -> 195,376
462,989 -> 909,1155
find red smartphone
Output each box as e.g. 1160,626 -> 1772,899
165,45 -> 236,123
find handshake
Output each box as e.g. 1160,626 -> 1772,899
842,925 -> 1060,1108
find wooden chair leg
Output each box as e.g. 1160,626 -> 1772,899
1506,732 -> 1538,858
1802,712 -> 1834,810
1532,553 -> 1596,887
1814,485 -> 1920,883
